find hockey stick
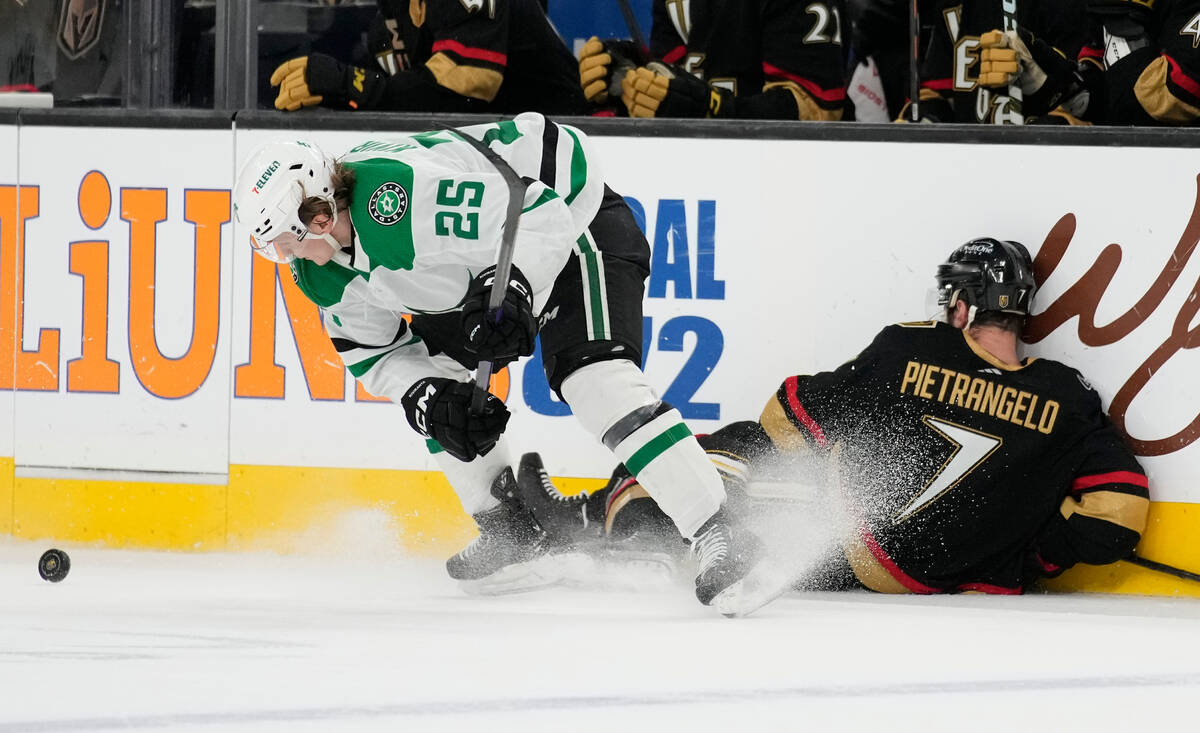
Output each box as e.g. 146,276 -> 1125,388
1000,0 -> 1024,123
440,125 -> 528,414
615,0 -> 647,50
1125,554 -> 1200,585
909,0 -> 920,121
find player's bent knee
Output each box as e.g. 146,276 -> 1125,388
544,339 -> 641,397
559,359 -> 661,440
562,359 -> 726,536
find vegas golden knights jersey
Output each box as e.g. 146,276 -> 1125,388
1077,0 -> 1200,125
919,0 -> 1088,122
649,0 -> 848,119
759,321 -> 1149,593
367,0 -> 586,114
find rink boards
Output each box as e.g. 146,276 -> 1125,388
1,114 -> 1199,596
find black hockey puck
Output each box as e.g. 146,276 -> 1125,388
38,549 -> 71,582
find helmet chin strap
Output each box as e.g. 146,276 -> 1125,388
945,292 -> 978,327
315,202 -> 351,266
328,243 -> 352,267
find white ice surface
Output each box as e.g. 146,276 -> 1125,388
4,533 -> 1200,733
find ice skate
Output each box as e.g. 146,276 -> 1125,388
515,452 -> 595,548
447,466 -> 555,594
691,508 -> 761,607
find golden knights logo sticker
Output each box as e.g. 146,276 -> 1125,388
368,182 -> 409,225
58,0 -> 106,61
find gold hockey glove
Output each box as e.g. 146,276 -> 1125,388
271,57 -> 323,110
270,53 -> 384,111
621,62 -> 732,118
978,30 -> 1039,89
579,36 -> 648,104
979,29 -> 1091,117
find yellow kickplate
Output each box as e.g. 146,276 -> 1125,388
13,474 -> 227,550
1045,501 -> 1200,598
0,457 -> 13,535
225,467 -> 605,557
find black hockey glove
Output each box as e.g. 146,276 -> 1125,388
401,377 -> 510,462
578,36 -> 649,105
269,53 -> 386,111
621,62 -> 734,118
461,265 -> 538,367
1087,0 -> 1154,38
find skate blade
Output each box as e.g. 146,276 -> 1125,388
712,560 -> 797,618
557,550 -> 681,591
457,555 -> 564,596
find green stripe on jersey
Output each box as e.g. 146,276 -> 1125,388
562,127 -> 587,206
344,158 -> 416,271
345,333 -> 422,377
523,186 -> 559,213
481,121 -> 521,147
624,423 -> 693,476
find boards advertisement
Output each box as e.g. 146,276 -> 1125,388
2,120 -> 1197,594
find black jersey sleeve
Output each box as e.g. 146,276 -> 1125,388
1105,0 -> 1200,125
1028,380 -> 1149,575
356,0 -> 507,112
753,0 -> 847,120
911,2 -> 956,121
649,0 -> 687,63
416,0 -> 511,104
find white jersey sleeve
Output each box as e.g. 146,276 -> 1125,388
290,259 -> 443,405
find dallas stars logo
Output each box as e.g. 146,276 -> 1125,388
368,182 -> 409,225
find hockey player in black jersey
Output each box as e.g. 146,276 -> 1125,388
908,0 -> 1096,123
1073,0 -> 1200,124
517,238 -> 1150,601
579,0 -> 847,121
269,0 -> 586,115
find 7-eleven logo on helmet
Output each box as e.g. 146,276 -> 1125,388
251,161 -> 281,194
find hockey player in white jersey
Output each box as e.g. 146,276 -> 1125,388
232,113 -> 754,607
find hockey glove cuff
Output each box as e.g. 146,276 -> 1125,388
461,264 -> 538,366
622,62 -> 734,118
401,377 -> 510,463
270,53 -> 386,111
579,36 -> 648,105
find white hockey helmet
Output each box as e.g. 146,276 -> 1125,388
233,140 -> 336,263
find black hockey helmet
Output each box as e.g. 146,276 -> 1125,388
936,238 -> 1036,316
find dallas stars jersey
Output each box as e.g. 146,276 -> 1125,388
368,0 -> 587,114
290,112 -> 605,405
759,321 -> 1149,593
919,0 -> 1088,123
648,0 -> 848,119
